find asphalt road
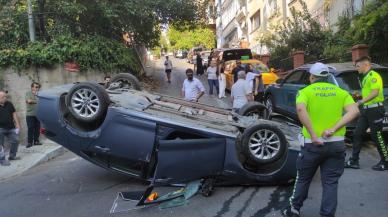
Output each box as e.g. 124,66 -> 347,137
1,57 -> 388,217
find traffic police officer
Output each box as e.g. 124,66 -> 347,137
282,63 -> 359,217
345,56 -> 388,170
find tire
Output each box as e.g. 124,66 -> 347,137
110,73 -> 141,90
66,82 -> 110,123
238,102 -> 269,120
240,124 -> 287,164
264,95 -> 274,119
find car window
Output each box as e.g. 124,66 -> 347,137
222,49 -> 252,61
376,68 -> 388,88
335,71 -> 361,91
284,70 -> 308,85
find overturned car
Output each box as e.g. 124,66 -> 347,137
37,73 -> 300,186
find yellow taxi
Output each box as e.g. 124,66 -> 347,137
223,59 -> 278,90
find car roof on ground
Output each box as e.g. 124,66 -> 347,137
296,62 -> 388,76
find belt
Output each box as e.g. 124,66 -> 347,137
304,136 -> 344,144
363,102 -> 383,109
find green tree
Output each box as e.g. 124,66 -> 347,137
0,0 -> 209,71
168,26 -> 215,51
345,0 -> 388,63
263,0 -> 329,69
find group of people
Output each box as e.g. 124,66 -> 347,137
282,56 -> 388,217
0,82 -> 42,166
165,55 -> 264,112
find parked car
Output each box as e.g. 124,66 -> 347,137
264,62 -> 388,136
223,59 -> 278,90
175,50 -> 183,58
212,48 -> 252,63
37,73 -> 300,187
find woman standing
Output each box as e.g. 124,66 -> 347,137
207,60 -> 219,96
218,61 -> 226,98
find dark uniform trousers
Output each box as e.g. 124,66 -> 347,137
290,141 -> 345,217
352,106 -> 388,161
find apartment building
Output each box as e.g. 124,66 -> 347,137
217,0 -> 368,53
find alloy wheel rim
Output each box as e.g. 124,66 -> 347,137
71,88 -> 100,118
248,129 -> 281,160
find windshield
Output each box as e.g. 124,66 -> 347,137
222,49 -> 252,61
335,71 -> 361,92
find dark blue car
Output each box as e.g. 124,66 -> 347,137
265,62 -> 388,135
36,73 -> 301,187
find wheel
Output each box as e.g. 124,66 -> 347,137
66,82 -> 110,123
109,73 -> 141,90
238,102 -> 269,120
265,95 -> 274,119
240,124 -> 287,164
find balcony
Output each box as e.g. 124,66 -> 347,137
236,6 -> 247,23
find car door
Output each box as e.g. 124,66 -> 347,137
89,113 -> 157,178
273,70 -> 309,118
152,128 -> 226,184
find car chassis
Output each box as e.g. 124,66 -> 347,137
36,73 -> 300,192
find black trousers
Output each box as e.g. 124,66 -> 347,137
26,116 -> 40,144
352,106 -> 388,161
290,141 -> 345,217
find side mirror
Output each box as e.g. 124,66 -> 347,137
276,79 -> 284,84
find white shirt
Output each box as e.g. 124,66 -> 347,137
231,79 -> 252,109
182,78 -> 206,101
207,66 -> 218,80
164,60 -> 172,70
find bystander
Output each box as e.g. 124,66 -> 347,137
231,71 -> 253,112
0,90 -> 21,166
182,69 -> 205,102
26,82 -> 42,148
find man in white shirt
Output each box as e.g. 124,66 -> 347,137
231,71 -> 253,111
182,69 -> 205,102
164,56 -> 173,83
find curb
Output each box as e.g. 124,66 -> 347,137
31,146 -> 66,170
0,143 -> 66,182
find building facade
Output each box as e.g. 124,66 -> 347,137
217,0 -> 368,53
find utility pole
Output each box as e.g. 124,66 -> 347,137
27,0 -> 36,42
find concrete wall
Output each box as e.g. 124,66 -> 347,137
1,66 -> 106,144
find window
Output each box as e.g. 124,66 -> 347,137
250,10 -> 261,31
284,70 -> 309,85
334,71 -> 361,92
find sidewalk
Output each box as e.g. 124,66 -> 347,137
0,139 -> 65,181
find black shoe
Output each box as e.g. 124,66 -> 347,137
8,156 -> 21,161
34,141 -> 43,146
372,161 -> 388,171
344,158 -> 360,169
26,143 -> 33,148
281,206 -> 300,217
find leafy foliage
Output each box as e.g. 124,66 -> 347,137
345,0 -> 388,63
0,0 -> 207,71
0,35 -> 141,72
168,26 -> 216,51
263,0 -> 388,67
263,0 -> 329,69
